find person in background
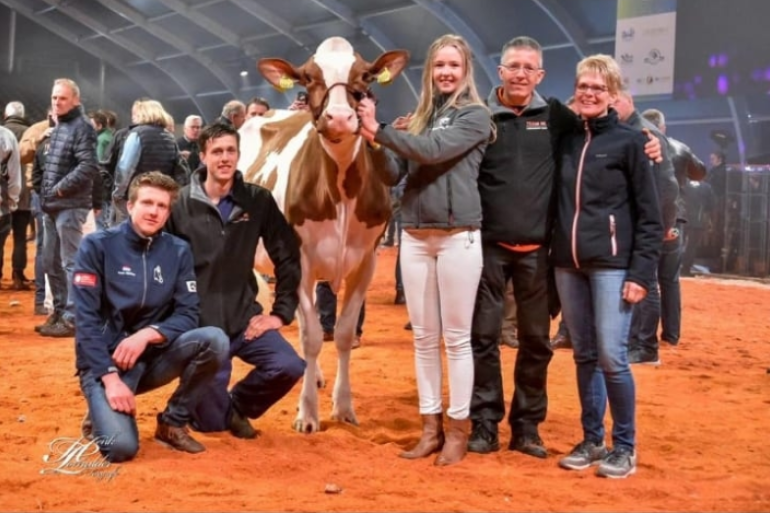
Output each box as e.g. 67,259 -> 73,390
90,109 -> 114,230
0,124 -> 22,288
38,78 -> 98,338
2,101 -> 32,289
246,97 -> 270,119
216,100 -> 247,129
111,100 -> 186,224
358,34 -> 492,466
552,54 -> 662,479
612,92 -> 678,366
177,115 -> 202,174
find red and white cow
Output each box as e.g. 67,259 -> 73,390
238,37 -> 409,433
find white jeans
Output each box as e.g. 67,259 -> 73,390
400,228 -> 483,420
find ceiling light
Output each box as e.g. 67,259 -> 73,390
240,70 -> 248,77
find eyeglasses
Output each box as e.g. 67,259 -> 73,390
500,64 -> 542,76
576,84 -> 608,94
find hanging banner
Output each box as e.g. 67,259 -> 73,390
615,0 -> 677,99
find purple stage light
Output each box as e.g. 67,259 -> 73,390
717,75 -> 729,94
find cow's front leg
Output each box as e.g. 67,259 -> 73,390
331,254 -> 376,425
293,278 -> 324,433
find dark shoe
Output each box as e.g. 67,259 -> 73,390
628,348 -> 660,366
467,421 -> 500,454
400,413 -> 444,459
80,412 -> 94,441
509,434 -> 548,459
34,304 -> 48,316
559,440 -> 608,470
434,417 -> 470,466
11,270 -> 30,291
323,330 -> 334,342
596,447 -> 637,479
394,290 -> 406,305
155,415 -> 205,453
35,312 -> 59,333
499,332 -> 519,349
404,321 -> 412,331
39,318 -> 76,338
550,334 -> 572,350
229,405 -> 258,439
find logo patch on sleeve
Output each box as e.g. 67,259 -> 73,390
74,272 -> 97,288
186,280 -> 197,293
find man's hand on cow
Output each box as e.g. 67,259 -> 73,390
357,98 -> 380,137
244,314 -> 283,341
641,128 -> 663,163
288,100 -> 310,112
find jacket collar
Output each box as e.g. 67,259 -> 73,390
190,168 -> 248,220
120,219 -> 162,249
487,88 -> 547,117
58,105 -> 84,123
584,108 -> 619,134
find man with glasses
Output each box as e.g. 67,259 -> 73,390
177,115 -> 202,173
469,36 -> 555,459
469,38 -> 661,459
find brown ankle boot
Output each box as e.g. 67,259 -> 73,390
434,417 -> 470,466
399,413 -> 444,459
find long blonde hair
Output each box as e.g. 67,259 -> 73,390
408,34 -> 488,135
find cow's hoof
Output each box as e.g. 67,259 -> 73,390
316,377 -> 326,389
293,418 -> 320,434
331,409 -> 359,426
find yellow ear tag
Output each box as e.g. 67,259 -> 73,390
278,76 -> 295,92
377,68 -> 392,85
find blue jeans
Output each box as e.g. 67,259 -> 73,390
78,327 -> 229,462
95,200 -> 112,231
191,329 -> 306,431
32,193 -> 45,305
555,267 -> 636,451
316,281 -> 365,335
41,208 -> 89,322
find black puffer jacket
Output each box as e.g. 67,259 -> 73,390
41,106 -> 97,213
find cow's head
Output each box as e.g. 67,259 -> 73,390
258,37 -> 409,142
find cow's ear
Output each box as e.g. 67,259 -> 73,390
366,50 -> 410,85
258,58 -> 304,91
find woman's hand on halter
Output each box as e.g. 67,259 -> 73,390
357,98 -> 379,142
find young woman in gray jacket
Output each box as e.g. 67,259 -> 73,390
357,33 -> 492,466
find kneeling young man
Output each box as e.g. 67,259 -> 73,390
165,123 -> 305,439
74,172 -> 229,462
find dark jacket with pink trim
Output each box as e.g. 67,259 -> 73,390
551,109 -> 663,290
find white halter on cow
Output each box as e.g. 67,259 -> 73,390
238,37 -> 409,433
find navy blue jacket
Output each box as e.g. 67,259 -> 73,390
73,221 -> 199,378
552,109 -> 663,290
41,105 -> 98,213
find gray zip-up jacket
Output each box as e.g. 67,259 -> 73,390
371,103 -> 491,230
0,125 -> 21,217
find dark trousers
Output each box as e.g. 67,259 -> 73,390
0,210 -> 31,276
629,230 -> 684,351
316,281 -> 365,335
682,226 -> 705,276
470,243 -> 553,437
395,242 -> 404,293
191,329 -> 306,431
